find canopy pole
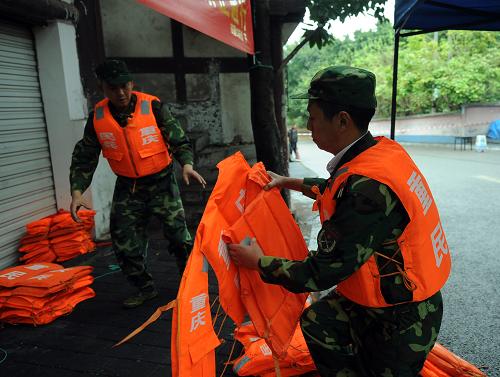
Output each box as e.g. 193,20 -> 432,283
390,30 -> 400,140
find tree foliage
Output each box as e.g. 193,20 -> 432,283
305,0 -> 388,48
286,23 -> 500,127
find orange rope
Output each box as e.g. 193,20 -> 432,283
374,242 -> 418,292
216,312 -> 229,337
218,336 -> 238,377
210,294 -> 220,309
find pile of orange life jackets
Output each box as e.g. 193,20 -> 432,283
231,319 -> 486,377
0,262 -> 95,325
18,209 -> 96,264
232,321 -> 316,377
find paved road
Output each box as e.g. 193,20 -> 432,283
293,139 -> 500,376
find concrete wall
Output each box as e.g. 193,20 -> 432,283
183,25 -> 246,58
220,73 -> 253,144
370,104 -> 500,143
33,21 -> 88,216
462,105 -> 500,137
100,0 -> 173,57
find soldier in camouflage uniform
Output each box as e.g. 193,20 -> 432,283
70,60 -> 206,308
229,66 -> 446,376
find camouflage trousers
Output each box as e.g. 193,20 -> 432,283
110,167 -> 193,292
300,290 -> 443,377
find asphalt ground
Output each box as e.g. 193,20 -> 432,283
289,138 -> 500,376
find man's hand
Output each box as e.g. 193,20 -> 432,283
182,164 -> 206,188
228,238 -> 264,270
264,171 -> 306,193
70,190 -> 91,223
264,171 -> 286,191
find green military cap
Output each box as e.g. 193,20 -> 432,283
95,59 -> 133,85
293,65 -> 377,109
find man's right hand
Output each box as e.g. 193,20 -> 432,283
70,190 -> 91,223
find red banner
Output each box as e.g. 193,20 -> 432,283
138,0 -> 254,54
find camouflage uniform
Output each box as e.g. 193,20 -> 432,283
70,93 -> 193,292
259,131 -> 443,376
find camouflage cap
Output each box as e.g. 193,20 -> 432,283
95,59 -> 133,85
292,66 -> 377,109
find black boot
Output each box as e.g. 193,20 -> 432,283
122,288 -> 158,309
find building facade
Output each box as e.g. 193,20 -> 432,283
0,0 -> 304,269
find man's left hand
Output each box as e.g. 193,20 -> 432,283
182,164 -> 206,188
228,238 -> 264,270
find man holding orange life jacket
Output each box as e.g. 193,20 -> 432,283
70,60 -> 205,308
229,66 -> 451,376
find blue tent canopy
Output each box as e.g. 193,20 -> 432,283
389,0 -> 500,139
395,0 -> 500,32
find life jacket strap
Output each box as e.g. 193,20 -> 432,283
375,243 -> 418,292
113,299 -> 176,347
219,334 -> 239,377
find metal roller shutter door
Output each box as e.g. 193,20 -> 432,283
0,22 -> 57,269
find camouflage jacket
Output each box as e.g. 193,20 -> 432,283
259,132 -> 416,305
70,93 -> 193,193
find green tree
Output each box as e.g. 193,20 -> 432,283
284,26 -> 500,126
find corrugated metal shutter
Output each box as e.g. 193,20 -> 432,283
0,22 -> 57,269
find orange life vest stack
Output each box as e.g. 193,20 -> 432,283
230,319 -> 486,377
18,209 -> 96,264
0,262 -> 95,325
232,321 -> 316,377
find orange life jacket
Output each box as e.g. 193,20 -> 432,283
172,152 -> 308,373
171,234 -> 220,377
93,91 -> 172,178
194,152 -> 308,356
313,137 -> 451,307
0,264 -> 93,290
198,152 -> 254,326
224,186 -> 309,357
0,277 -> 94,310
421,342 -> 486,377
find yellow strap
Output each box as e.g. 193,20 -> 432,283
273,353 -> 282,377
113,299 -> 176,348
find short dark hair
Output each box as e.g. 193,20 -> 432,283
312,99 -> 375,133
